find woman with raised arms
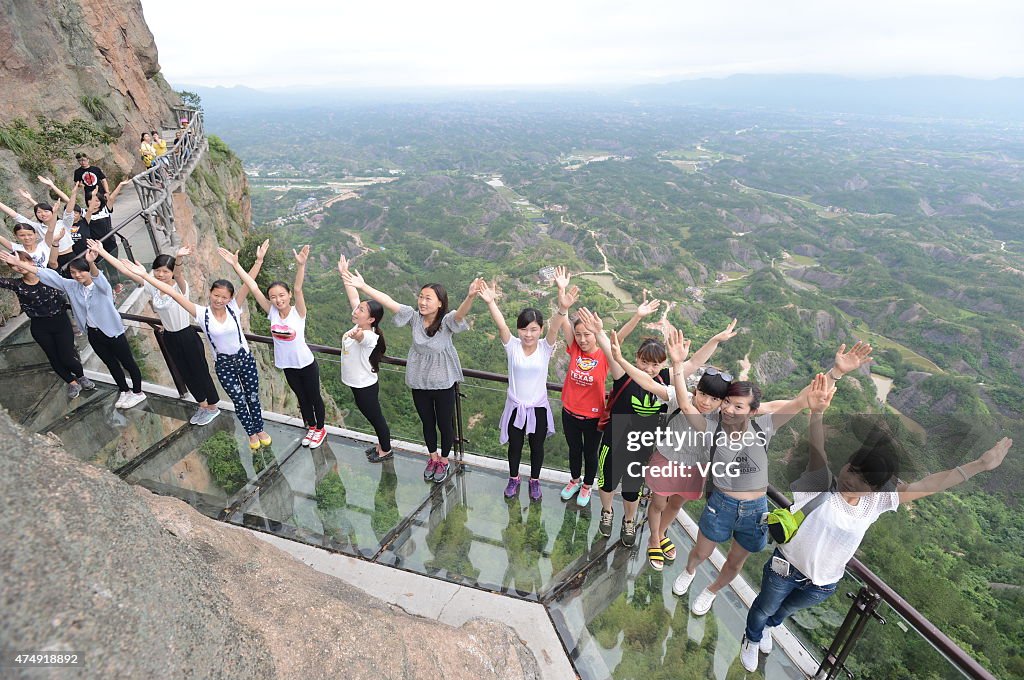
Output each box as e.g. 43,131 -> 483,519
477,274 -> 576,501
343,266 -> 481,484
2,240 -> 146,409
605,318 -> 737,569
91,243 -> 222,426
739,374 -> 1012,671
0,250 -> 93,399
337,255 -> 393,463
124,241 -> 274,450
222,244 -> 327,448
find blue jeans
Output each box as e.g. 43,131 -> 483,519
698,489 -> 769,553
745,550 -> 838,642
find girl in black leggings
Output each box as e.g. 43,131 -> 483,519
338,255 -> 392,462
0,252 -> 94,399
225,245 -> 328,448
342,264 -> 481,484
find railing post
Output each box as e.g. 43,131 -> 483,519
150,323 -> 189,397
454,384 -> 465,470
816,586 -> 886,679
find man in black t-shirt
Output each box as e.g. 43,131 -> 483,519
72,153 -> 109,196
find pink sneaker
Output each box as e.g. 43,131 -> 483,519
423,458 -> 438,480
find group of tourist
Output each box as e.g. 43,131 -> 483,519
1,172 -> 1013,672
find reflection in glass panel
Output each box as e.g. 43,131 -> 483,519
235,437 -> 436,557
375,465 -> 613,600
0,342 -> 50,370
48,393 -> 194,470
126,419 -> 304,514
548,522 -> 806,680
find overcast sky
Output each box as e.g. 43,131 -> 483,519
141,0 -> 1024,89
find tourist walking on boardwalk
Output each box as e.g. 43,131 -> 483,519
338,254 -> 393,463
124,240 -> 274,449
342,266 -> 482,484
477,274 -> 575,501
91,244 -> 221,425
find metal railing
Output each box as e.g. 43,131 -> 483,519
119,309 -> 995,680
129,106 -> 207,256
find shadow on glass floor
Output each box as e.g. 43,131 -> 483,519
547,521 -> 806,680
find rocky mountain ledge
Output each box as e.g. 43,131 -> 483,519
0,409 -> 539,679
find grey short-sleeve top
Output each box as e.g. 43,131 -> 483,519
392,304 -> 469,390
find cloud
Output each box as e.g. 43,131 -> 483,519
142,0 -> 1024,88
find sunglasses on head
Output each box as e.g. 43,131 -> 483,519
704,366 -> 733,382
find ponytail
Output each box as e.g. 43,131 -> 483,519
366,299 -> 387,373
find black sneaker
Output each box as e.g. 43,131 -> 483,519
365,446 -> 378,459
432,460 -> 452,484
599,509 -> 614,537
620,518 -> 637,547
368,449 -> 393,463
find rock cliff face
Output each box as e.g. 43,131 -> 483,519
0,409 -> 539,680
0,0 -> 180,179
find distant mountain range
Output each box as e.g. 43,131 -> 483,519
179,75 -> 1024,120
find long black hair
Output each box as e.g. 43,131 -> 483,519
420,283 -> 449,337
366,300 -> 387,373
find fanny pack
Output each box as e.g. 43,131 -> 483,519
764,478 -> 836,544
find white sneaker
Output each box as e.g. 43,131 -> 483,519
121,392 -> 147,408
672,568 -> 696,597
740,635 -> 759,672
114,391 -> 130,408
301,427 -> 314,447
690,587 -> 716,616
760,626 -> 774,654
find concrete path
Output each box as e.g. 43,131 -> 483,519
246,530 -> 577,680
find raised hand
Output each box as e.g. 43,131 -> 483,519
121,259 -> 147,276
38,176 -> 56,188
468,277 -> 485,297
217,247 -> 239,266
666,327 -> 691,365
636,289 -> 662,318
834,341 -> 873,376
557,283 -> 579,310
712,318 -> 738,344
977,437 -> 1012,472
807,373 -> 837,413
174,245 -> 192,258
0,252 -> 27,271
255,238 -> 270,262
84,248 -> 98,263
86,238 -> 106,253
17,188 -> 34,203
337,254 -> 350,277
294,244 -> 310,265
477,279 -> 497,304
576,307 -> 603,333
609,330 -> 625,363
553,265 -> 571,290
342,268 -> 365,290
